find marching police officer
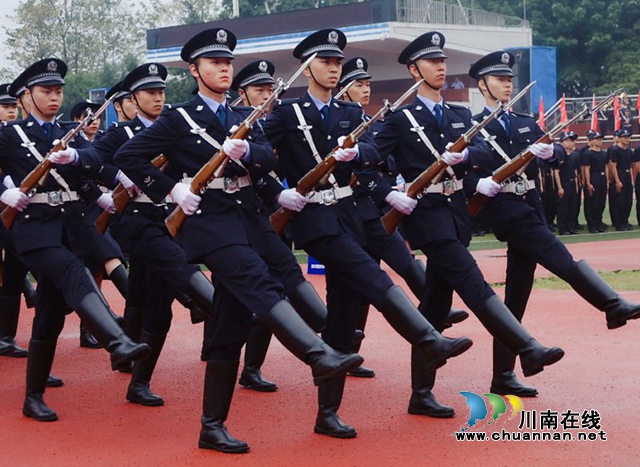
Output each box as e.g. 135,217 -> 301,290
115,28 -> 363,453
0,58 -> 150,422
466,50 -> 640,397
607,128 -> 634,230
374,39 -> 565,415
264,29 -> 475,436
553,131 -> 580,235
581,130 -> 608,233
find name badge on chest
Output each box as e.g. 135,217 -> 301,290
451,122 -> 465,129
517,127 -> 531,134
339,121 -> 351,129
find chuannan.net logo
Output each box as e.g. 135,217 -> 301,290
459,392 -> 524,431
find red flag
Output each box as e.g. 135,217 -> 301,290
591,94 -> 598,132
559,94 -> 568,130
613,96 -> 621,130
637,91 -> 640,115
537,96 -> 546,131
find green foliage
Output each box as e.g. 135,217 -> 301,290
217,0 -> 354,18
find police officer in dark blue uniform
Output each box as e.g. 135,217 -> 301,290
115,28 -> 363,453
0,58 -> 150,422
374,39 -> 565,416
264,28 -> 475,436
553,131 -> 580,235
607,128 -> 634,230
467,50 -> 640,397
581,130 -> 608,233
338,56 -> 469,379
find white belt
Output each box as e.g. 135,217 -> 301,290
181,175 -> 252,194
405,179 -> 463,197
306,186 -> 353,205
133,193 -> 172,205
29,191 -> 79,205
499,179 -> 535,195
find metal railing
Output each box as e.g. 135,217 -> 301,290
543,95 -> 639,130
396,0 -> 528,28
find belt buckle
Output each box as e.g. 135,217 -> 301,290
47,191 -> 63,206
442,180 -> 455,196
514,180 -> 527,195
223,176 -> 240,193
320,189 -> 337,205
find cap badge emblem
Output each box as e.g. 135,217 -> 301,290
356,58 -> 364,69
501,53 -> 510,64
328,31 -> 339,44
258,61 -> 268,72
217,29 -> 228,44
47,60 -> 58,72
431,34 -> 441,46
149,64 -> 159,75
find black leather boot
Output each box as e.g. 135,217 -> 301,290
22,277 -> 37,309
175,290 -> 207,324
75,293 -> 150,370
287,281 -> 327,333
84,268 -> 126,328
126,332 -> 166,406
490,341 -> 538,397
347,329 -> 375,378
402,259 -> 426,298
314,375 -> 357,438
23,340 -> 58,421
378,286 -> 473,372
239,320 -> 277,392
199,361 -> 249,453
566,260 -> 640,329
408,348 -> 454,418
123,306 -> 145,342
477,295 -> 564,377
445,308 -> 470,329
0,295 -> 28,357
186,271 -> 216,318
79,321 -> 102,349
46,374 -> 64,388
107,263 -> 129,299
264,300 -> 363,386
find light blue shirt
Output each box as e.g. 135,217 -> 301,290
307,92 -> 331,112
138,114 -> 154,128
416,94 -> 443,118
485,105 -> 510,132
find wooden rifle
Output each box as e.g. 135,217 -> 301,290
1,94 -> 117,230
164,53 -> 318,238
380,81 -> 536,234
269,79 -> 424,236
467,88 -> 620,217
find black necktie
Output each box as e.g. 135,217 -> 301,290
216,105 -> 226,128
501,113 -> 511,134
42,122 -> 53,143
320,105 -> 330,130
433,104 -> 443,127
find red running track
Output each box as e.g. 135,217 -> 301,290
1,239 -> 639,466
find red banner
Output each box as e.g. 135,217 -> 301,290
591,94 -> 598,132
613,96 -> 621,131
537,96 -> 545,131
559,94 -> 568,130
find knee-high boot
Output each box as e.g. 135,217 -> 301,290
408,346 -> 454,417
0,295 -> 28,357
175,289 -> 208,324
75,293 -> 150,370
314,375 -> 356,438
22,340 -> 58,421
378,286 -> 473,372
126,332 -> 166,406
264,300 -> 363,386
107,263 -> 129,299
287,281 -> 327,333
348,300 -> 375,378
22,276 -> 37,309
185,271 -> 215,317
199,360 -> 249,453
490,340 -> 538,397
566,260 -> 640,329
239,319 -> 277,392
477,295 -> 564,377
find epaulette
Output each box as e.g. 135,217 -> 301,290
511,111 -> 534,119
113,120 -> 138,128
59,121 -> 81,129
445,102 -> 470,111
165,101 -> 191,110
337,100 -> 362,108
230,105 -> 253,112
3,120 -> 23,127
390,103 -> 412,113
277,98 -> 301,106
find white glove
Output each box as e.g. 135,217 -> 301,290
96,193 -> 116,213
476,177 -> 502,197
441,148 -> 467,166
116,170 -> 142,197
48,147 -> 78,165
530,143 -> 554,160
385,191 -> 417,215
277,188 -> 307,212
3,175 -> 16,189
222,138 -> 249,160
0,188 -> 29,211
333,135 -> 359,162
170,183 -> 201,216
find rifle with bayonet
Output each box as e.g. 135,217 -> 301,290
164,53 -> 318,238
334,79 -> 356,101
380,81 -> 536,234
269,79 -> 425,236
467,88 -> 620,218
1,94 -> 117,230
94,154 -> 168,234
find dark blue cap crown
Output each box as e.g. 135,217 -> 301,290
469,51 -> 515,80
339,57 -> 371,85
123,63 -> 167,92
181,28 -> 236,62
398,32 -> 447,65
293,29 -> 346,60
231,60 -> 275,91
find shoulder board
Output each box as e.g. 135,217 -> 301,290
59,121 -> 80,129
165,102 -> 191,110
277,98 -> 301,106
390,103 -> 412,114
511,111 -> 534,118
445,102 -> 470,111
337,100 -> 362,108
114,120 -> 137,128
230,105 -> 253,112
3,120 -> 24,127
